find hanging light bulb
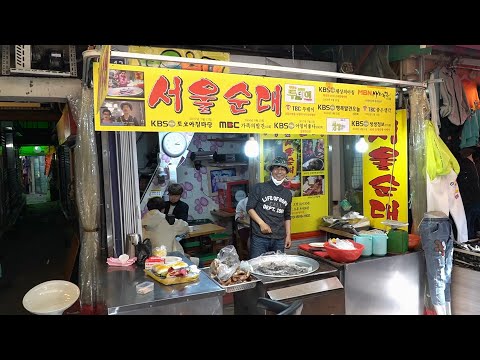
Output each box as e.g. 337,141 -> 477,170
355,137 -> 369,153
244,136 -> 259,158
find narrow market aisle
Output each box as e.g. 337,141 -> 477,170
0,200 -> 75,315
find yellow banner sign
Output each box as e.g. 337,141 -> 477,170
94,63 -> 395,135
362,109 -> 408,230
261,134 -> 328,234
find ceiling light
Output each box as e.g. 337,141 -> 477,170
355,137 -> 369,153
244,136 -> 259,158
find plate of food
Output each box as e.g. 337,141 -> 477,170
108,86 -> 144,97
146,261 -> 200,285
309,242 -> 325,248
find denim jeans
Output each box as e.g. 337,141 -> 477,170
249,234 -> 285,259
418,216 -> 454,306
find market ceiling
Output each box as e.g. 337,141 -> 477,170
166,44 -> 480,63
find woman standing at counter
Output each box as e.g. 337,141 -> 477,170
142,197 -> 189,253
247,157 -> 292,258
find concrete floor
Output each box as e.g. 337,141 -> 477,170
0,196 -> 240,316
0,199 -> 75,315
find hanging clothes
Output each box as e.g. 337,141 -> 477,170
439,114 -> 463,154
456,148 -> 480,238
460,109 -> 480,149
425,120 -> 468,243
438,66 -> 470,126
425,121 -> 460,180
426,169 -> 468,242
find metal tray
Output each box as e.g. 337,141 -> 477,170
248,254 -> 319,278
215,275 -> 260,293
201,267 -> 260,293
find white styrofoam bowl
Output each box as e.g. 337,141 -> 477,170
22,280 -> 80,315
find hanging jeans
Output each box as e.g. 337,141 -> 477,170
419,215 -> 454,306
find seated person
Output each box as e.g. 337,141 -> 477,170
235,197 -> 251,259
164,183 -> 189,222
142,196 -> 189,253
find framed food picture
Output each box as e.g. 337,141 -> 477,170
302,175 -> 324,196
207,167 -> 237,195
107,69 -> 144,98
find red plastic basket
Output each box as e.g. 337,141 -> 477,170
408,234 -> 421,250
324,240 -> 364,263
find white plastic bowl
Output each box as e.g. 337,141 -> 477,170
22,280 -> 80,315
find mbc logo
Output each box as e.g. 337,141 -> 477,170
219,121 -> 240,129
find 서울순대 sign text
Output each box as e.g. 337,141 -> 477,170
94,63 -> 396,135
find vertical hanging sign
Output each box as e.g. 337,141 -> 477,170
96,45 -> 111,115
363,109 -> 408,230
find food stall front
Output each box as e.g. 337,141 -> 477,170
84,48 -> 426,315
102,252 -> 225,315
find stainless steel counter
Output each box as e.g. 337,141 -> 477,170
298,249 -> 426,314
233,260 -> 345,315
102,252 -> 225,315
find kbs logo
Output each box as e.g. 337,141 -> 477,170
317,104 -> 335,111
150,120 -> 176,127
351,120 -> 369,127
219,121 -> 240,129
274,122 -> 295,129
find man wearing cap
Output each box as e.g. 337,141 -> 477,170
246,156 -> 292,258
